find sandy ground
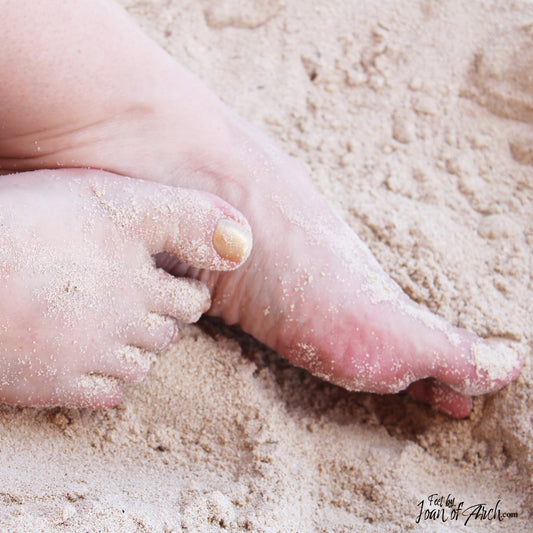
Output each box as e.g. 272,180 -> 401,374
0,0 -> 532,531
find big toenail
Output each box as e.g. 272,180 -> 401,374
213,219 -> 252,263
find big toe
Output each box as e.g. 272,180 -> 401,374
432,337 -> 524,397
85,171 -> 253,270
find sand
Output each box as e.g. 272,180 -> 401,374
0,0 -> 531,531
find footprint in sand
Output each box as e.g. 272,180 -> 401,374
469,24 -> 533,165
470,24 -> 533,123
204,0 -> 283,30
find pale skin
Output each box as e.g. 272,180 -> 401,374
0,0 -> 523,416
0,169 -> 251,407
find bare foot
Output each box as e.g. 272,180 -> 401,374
0,1 -> 522,416
0,169 -> 251,407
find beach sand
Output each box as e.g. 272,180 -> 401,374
0,0 -> 531,530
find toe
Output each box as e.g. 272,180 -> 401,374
431,337 -> 524,397
53,347 -> 156,408
148,269 -> 211,323
408,378 -> 473,418
71,374 -> 125,409
51,374 -> 124,409
93,345 -> 156,386
87,172 -> 252,270
111,346 -> 156,384
129,313 -> 179,352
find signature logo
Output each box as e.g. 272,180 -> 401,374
416,493 -> 519,526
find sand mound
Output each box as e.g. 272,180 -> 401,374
469,24 -> 533,123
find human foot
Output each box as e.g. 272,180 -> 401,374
0,1 -> 523,416
0,169 -> 251,407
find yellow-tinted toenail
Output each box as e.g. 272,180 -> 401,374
213,219 -> 252,262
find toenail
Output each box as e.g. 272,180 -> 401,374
170,323 -> 181,343
213,219 -> 252,263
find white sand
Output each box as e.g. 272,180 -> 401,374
0,0 -> 531,530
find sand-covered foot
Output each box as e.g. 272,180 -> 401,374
0,169 -> 251,407
0,1 -> 522,416
153,120 -> 522,419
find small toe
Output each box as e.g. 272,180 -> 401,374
53,346 -> 155,409
148,269 -> 211,323
113,346 -> 156,384
61,374 -> 124,409
93,345 -> 156,385
129,313 -> 179,353
408,378 -> 473,418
